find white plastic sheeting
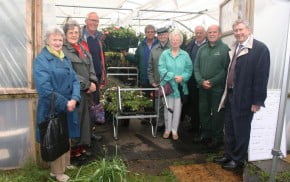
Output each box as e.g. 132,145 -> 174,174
0,0 -> 32,170
44,0 -> 223,35
0,99 -> 31,169
253,0 -> 290,89
0,0 -> 28,88
253,0 -> 290,149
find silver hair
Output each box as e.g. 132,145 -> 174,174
232,19 -> 251,30
144,24 -> 156,33
169,29 -> 183,44
44,26 -> 64,45
63,19 -> 81,40
85,12 -> 98,20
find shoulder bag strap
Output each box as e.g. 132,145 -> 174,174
49,92 -> 55,114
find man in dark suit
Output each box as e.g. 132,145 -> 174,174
214,19 -> 270,170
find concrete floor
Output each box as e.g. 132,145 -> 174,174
72,117 -> 223,176
97,118 -> 212,160
70,117 -> 290,182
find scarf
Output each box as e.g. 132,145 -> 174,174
70,41 -> 90,59
46,46 -> 64,60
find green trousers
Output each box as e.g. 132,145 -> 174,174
198,88 -> 224,141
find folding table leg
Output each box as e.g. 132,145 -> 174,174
113,115 -> 119,140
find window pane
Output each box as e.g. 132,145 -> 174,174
0,0 -> 27,88
0,99 -> 32,169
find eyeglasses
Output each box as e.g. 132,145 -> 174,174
88,19 -> 99,23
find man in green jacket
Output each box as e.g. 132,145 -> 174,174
194,25 -> 229,148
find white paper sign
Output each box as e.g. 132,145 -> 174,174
248,89 -> 287,161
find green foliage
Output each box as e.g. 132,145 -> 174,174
172,160 -> 196,166
160,169 -> 177,180
70,146 -> 128,182
105,52 -> 134,67
276,170 -> 290,182
103,26 -> 137,39
205,152 -> 223,163
70,158 -> 128,182
127,170 -> 177,182
102,76 -> 153,115
0,161 -> 49,182
103,87 -> 153,114
246,163 -> 270,182
243,163 -> 290,182
103,25 -> 139,51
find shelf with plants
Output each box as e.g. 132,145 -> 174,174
102,77 -> 154,117
104,52 -> 134,67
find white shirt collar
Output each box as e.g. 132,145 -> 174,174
195,39 -> 206,46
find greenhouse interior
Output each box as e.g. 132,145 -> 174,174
0,0 -> 290,181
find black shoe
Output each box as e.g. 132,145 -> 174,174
222,160 -> 243,170
207,140 -> 223,149
91,134 -> 103,141
213,156 -> 231,164
193,136 -> 211,144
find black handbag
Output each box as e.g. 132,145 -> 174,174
38,93 -> 70,162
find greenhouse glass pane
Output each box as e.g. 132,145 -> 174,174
0,99 -> 32,169
0,0 -> 27,88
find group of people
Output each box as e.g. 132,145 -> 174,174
33,9 -> 270,181
34,12 -> 106,182
124,19 -> 270,171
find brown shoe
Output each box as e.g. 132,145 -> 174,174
163,131 -> 170,139
172,134 -> 179,140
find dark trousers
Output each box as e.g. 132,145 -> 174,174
182,85 -> 200,132
94,74 -> 102,105
224,90 -> 253,164
199,88 -> 224,141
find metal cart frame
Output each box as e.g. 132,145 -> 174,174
107,67 -> 139,85
113,87 -> 160,140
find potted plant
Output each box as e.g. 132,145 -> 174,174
104,51 -> 134,67
103,26 -> 139,51
101,77 -> 154,116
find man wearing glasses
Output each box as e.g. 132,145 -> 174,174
82,12 -> 105,141
122,24 -> 159,88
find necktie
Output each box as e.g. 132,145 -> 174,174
227,44 -> 243,88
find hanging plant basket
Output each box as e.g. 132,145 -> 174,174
103,26 -> 139,51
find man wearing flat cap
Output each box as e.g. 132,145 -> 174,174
148,26 -> 171,131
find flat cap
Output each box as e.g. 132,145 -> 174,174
157,26 -> 170,34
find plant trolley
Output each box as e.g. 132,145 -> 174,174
113,87 -> 160,140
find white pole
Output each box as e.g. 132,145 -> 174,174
269,10 -> 290,182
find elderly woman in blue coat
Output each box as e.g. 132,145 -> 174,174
33,27 -> 80,182
158,30 -> 193,140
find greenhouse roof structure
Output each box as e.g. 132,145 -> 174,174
47,0 -> 224,34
